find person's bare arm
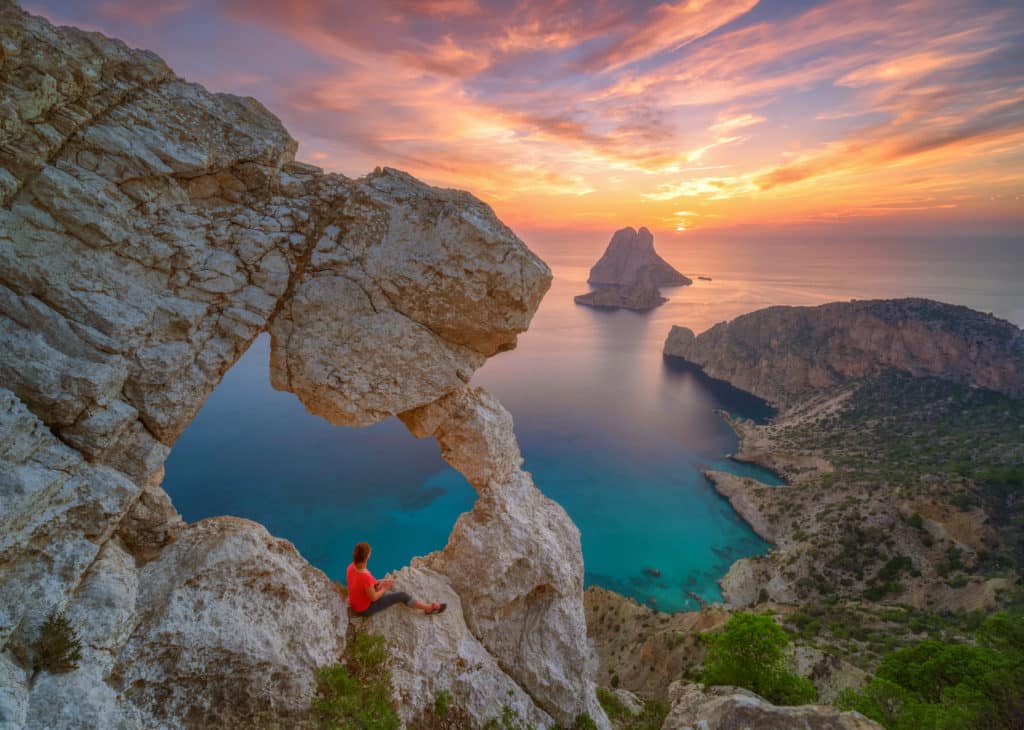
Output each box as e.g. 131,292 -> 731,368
366,578 -> 394,602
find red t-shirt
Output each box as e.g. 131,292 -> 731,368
346,563 -> 375,613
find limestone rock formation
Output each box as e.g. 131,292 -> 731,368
587,226 -> 691,287
664,299 -> 1024,407
358,566 -> 553,728
0,4 -> 608,727
574,266 -> 668,311
401,387 -> 607,724
662,682 -> 882,730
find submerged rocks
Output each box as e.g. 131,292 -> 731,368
0,4 -> 606,727
664,299 -> 1024,407
575,226 -> 690,311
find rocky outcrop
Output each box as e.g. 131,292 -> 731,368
574,266 -> 668,311
0,4 -> 607,727
359,566 -> 554,728
662,682 -> 882,730
587,226 -> 690,287
663,299 -> 1024,407
401,387 -> 606,724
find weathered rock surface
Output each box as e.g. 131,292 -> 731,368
574,266 -> 668,311
664,298 -> 1024,407
0,4 -> 608,728
587,226 -> 691,287
662,681 -> 882,730
402,387 -> 608,724
358,566 -> 553,728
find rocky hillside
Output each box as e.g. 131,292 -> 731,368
712,371 -> 1022,617
664,298 -> 1024,407
0,3 -> 608,727
587,227 -> 691,287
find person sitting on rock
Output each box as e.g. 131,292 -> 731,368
346,541 -> 446,617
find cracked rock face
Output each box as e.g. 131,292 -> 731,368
0,3 -> 607,727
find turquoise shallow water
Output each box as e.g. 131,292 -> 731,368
165,235 -> 1023,612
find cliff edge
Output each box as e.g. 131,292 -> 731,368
664,298 -> 1024,408
0,3 -> 607,727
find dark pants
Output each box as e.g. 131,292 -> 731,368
356,591 -> 414,617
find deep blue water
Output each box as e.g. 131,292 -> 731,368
165,236 -> 1023,612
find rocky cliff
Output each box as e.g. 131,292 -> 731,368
0,3 -> 608,727
664,298 -> 1024,407
587,227 -> 691,287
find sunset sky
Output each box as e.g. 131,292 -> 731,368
29,0 -> 1024,238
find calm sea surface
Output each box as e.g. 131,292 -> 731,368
165,236 -> 1023,612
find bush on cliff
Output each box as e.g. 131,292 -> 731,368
312,632 -> 399,730
32,611 -> 82,674
701,612 -> 816,706
837,611 -> 1024,729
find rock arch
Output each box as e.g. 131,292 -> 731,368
0,4 -> 606,726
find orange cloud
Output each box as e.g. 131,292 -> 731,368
40,0 -> 1021,233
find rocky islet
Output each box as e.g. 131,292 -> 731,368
575,226 -> 691,311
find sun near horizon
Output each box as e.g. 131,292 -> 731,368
28,0 -> 1024,245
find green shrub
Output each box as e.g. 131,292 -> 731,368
432,690 -> 452,719
32,611 -> 82,674
596,687 -> 627,721
312,633 -> 399,730
701,613 -> 816,706
573,714 -> 598,730
837,611 -> 1024,729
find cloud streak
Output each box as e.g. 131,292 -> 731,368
29,0 -> 1024,231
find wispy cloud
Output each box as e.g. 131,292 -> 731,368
28,0 -> 1024,231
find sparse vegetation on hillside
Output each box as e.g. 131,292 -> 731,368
737,371 -> 1023,605
778,371 -> 1023,516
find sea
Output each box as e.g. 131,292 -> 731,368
164,233 -> 1024,612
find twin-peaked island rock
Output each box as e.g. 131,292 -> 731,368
575,226 -> 691,311
0,3 -> 607,728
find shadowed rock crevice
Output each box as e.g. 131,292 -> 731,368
0,3 -> 607,727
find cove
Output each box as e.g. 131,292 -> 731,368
165,261 -> 781,613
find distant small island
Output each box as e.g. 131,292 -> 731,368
575,226 -> 690,311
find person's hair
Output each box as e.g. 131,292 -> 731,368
353,542 -> 371,565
